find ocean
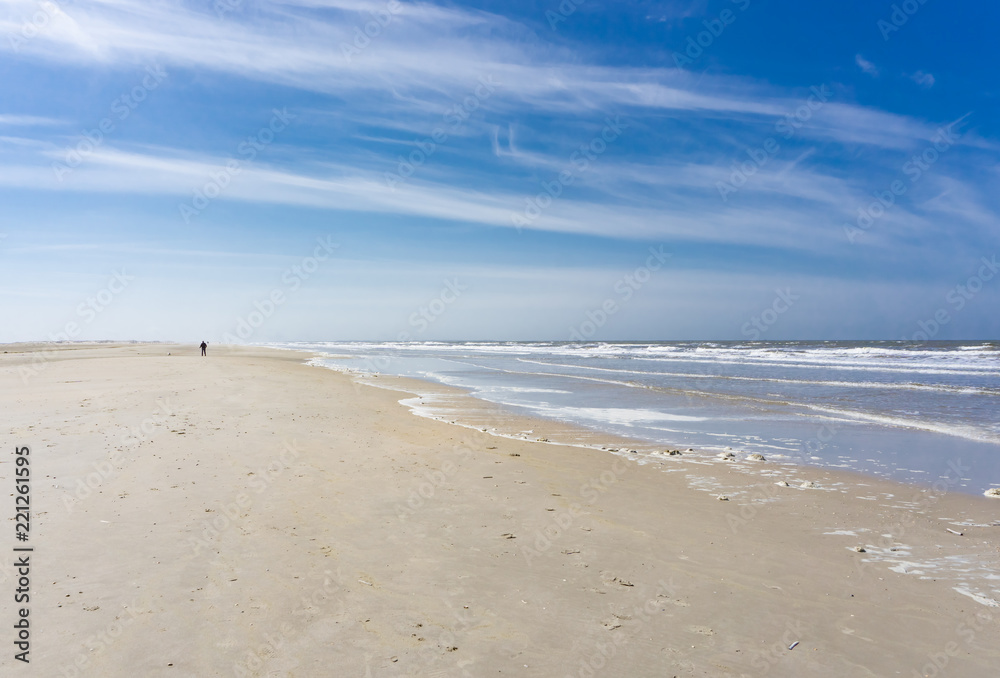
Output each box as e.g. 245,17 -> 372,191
272,341 -> 1000,495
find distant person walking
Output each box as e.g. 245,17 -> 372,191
200,341 -> 208,356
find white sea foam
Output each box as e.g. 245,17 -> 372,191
953,587 -> 1000,608
524,405 -> 708,425
515,357 -> 1000,395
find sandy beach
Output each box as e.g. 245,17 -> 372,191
2,343 -> 999,677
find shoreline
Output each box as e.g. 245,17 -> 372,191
301,347 -> 1000,499
2,343 -> 999,676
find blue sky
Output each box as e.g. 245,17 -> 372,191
0,0 -> 997,341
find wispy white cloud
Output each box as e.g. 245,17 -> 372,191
908,70 -> 935,88
0,0 -> 957,151
0,115 -> 63,126
0,136 -> 963,260
855,54 -> 879,77
490,123 -> 520,159
642,0 -> 709,26
0,0 -> 995,266
803,102 -> 949,149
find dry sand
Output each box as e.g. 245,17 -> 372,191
1,343 -> 999,677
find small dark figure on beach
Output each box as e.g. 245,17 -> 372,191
200,341 -> 208,356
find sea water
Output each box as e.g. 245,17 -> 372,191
273,341 -> 1000,495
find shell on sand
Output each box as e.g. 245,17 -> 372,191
718,452 -> 736,460
775,481 -> 790,487
985,488 -> 1000,498
717,495 -> 730,501
747,453 -> 766,461
800,481 -> 817,489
